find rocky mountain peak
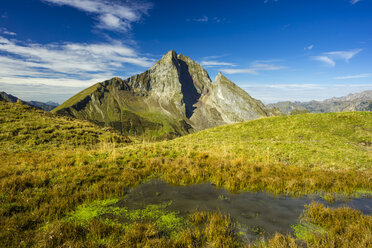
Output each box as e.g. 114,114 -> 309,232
53,51 -> 275,139
154,50 -> 179,67
215,72 -> 228,83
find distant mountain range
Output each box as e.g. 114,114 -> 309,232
267,90 -> 372,115
0,91 -> 59,111
52,51 -> 279,139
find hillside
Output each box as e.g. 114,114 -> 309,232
268,90 -> 372,114
1,101 -> 371,247
52,51 -> 276,139
0,101 -> 129,152
120,111 -> 372,194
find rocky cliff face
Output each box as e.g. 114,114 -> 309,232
53,51 -> 275,138
190,73 -> 271,131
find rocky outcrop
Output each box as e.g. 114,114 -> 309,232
53,51 -> 276,138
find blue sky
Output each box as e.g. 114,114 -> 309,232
0,0 -> 371,103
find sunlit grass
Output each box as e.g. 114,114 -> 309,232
0,101 -> 371,247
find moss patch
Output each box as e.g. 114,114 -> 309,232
291,222 -> 327,241
67,199 -> 184,237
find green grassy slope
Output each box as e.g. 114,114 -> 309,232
51,83 -> 100,113
116,112 -> 371,195
169,112 -> 372,170
0,102 -> 371,247
1,101 -> 129,152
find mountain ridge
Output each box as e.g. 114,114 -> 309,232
53,50 -> 276,138
0,91 -> 59,111
268,90 -> 372,114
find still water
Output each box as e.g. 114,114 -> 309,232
116,180 -> 371,240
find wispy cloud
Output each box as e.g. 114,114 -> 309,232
193,16 -> 208,22
325,49 -> 362,62
0,27 -> 16,36
304,44 -> 314,50
350,0 -> 361,4
201,54 -> 229,60
187,16 -> 225,23
200,60 -> 235,67
0,35 -> 154,87
264,0 -> 279,3
335,73 -> 371,80
313,49 -> 361,67
1,13 -> 7,19
313,56 -> 336,67
41,0 -> 152,32
221,63 -> 286,74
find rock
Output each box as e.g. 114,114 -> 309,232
52,51 -> 277,139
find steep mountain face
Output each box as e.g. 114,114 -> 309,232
267,90 -> 372,114
0,91 -> 59,111
190,73 -> 271,131
53,51 -> 275,138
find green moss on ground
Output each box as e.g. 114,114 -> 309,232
291,222 -> 327,241
67,199 -> 184,238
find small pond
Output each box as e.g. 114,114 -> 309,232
113,180 -> 371,240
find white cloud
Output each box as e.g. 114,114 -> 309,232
194,16 -> 208,22
188,16 -> 225,23
264,0 -> 279,3
3,31 -> 16,36
350,0 -> 361,4
221,63 -> 286,74
313,49 -> 361,67
313,56 -> 336,67
41,0 -> 152,32
0,27 -> 17,36
200,60 -> 235,67
325,49 -> 361,62
335,73 -> 371,80
0,35 -> 154,87
304,44 -> 314,50
201,54 -> 231,60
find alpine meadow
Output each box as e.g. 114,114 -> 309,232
0,0 -> 371,247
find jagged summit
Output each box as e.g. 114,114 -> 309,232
215,72 -> 224,81
53,51 -> 276,139
154,50 -> 178,66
